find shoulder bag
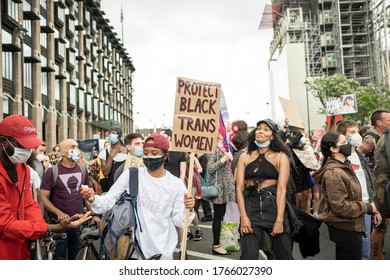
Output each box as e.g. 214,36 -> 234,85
201,153 -> 219,199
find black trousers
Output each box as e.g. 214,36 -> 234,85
240,226 -> 293,260
328,226 -> 362,260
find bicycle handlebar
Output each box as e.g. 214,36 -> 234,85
52,232 -> 67,240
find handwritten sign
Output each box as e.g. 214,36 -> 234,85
171,77 -> 222,154
293,149 -> 320,171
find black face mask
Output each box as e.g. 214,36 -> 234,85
338,143 -> 352,157
143,155 -> 165,171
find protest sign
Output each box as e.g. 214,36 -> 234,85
278,96 -> 305,129
171,77 -> 222,260
171,77 -> 222,154
293,149 -> 320,171
324,94 -> 357,116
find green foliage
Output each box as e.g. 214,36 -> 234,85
306,74 -> 390,125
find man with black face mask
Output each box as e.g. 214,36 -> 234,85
0,115 -> 92,260
81,133 -> 196,260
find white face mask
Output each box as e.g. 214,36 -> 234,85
4,139 -> 32,164
36,153 -> 46,162
348,133 -> 363,148
66,149 -> 80,162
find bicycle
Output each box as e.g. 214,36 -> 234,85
76,218 -> 105,260
33,231 -> 67,260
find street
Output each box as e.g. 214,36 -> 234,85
174,209 -> 390,260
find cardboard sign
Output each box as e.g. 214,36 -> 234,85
171,77 -> 222,154
293,148 -> 320,171
278,96 -> 305,129
324,94 -> 358,116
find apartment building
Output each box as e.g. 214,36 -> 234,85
1,0 -> 135,150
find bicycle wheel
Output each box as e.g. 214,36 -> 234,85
76,246 -> 98,260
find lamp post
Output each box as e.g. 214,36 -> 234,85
13,25 -> 28,116
304,80 -> 311,137
266,101 -> 270,118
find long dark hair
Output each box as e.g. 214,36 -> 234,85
320,132 -> 341,167
247,127 -> 291,156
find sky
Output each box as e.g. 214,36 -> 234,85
100,0 -> 273,129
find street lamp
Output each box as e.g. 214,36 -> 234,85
266,101 -> 270,118
304,80 -> 311,137
13,25 -> 28,116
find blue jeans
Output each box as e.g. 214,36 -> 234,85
362,214 -> 371,260
54,229 -> 81,260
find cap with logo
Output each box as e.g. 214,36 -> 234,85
143,134 -> 170,152
0,115 -> 44,148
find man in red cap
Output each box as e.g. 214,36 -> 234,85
0,115 -> 92,259
82,133 -> 195,260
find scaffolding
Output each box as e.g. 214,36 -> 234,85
370,0 -> 390,87
267,7 -> 323,78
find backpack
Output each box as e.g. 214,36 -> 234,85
98,167 -> 161,260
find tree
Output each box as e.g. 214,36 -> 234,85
306,74 -> 390,126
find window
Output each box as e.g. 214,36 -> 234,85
24,64 -> 33,89
55,79 -> 61,101
78,89 -> 84,109
2,29 -> 12,44
7,0 -> 19,20
41,72 -> 48,96
325,32 -> 335,46
86,93 -> 92,112
2,52 -> 13,80
41,32 -> 48,49
23,20 -> 32,36
100,101 -> 104,118
3,96 -> 10,115
324,11 -> 333,24
105,104 -> 109,120
94,98 -> 98,116
69,83 -> 76,106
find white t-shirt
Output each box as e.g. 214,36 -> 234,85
348,152 -> 369,203
98,147 -> 128,163
91,167 -> 194,260
28,166 -> 41,189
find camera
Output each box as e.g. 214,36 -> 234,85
287,131 -> 304,150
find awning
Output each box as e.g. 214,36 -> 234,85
258,3 -> 282,30
89,120 -> 128,131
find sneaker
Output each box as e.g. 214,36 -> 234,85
187,230 -> 194,240
201,216 -> 213,222
194,229 -> 203,241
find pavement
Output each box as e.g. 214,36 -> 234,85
174,210 -> 390,260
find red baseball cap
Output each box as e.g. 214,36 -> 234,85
0,115 -> 44,148
143,134 -> 169,152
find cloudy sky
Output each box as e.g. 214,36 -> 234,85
100,0 -> 273,129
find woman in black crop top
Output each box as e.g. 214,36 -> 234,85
235,119 -> 293,260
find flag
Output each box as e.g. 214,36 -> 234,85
218,111 -> 229,152
120,6 -> 124,23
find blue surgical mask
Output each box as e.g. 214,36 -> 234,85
134,146 -> 143,157
108,133 -> 119,144
254,140 -> 271,148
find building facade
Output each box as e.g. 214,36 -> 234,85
1,0 -> 135,150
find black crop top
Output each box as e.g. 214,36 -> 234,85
244,153 -> 278,184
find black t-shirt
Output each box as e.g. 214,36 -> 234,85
164,151 -> 186,178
